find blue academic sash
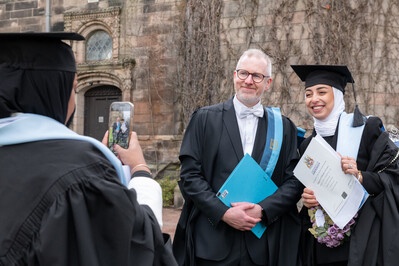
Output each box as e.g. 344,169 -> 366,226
260,107 -> 283,177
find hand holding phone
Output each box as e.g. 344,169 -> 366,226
108,102 -> 134,153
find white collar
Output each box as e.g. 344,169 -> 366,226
233,96 -> 263,118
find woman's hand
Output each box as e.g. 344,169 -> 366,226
302,187 -> 319,208
340,155 -> 358,176
102,131 -> 149,174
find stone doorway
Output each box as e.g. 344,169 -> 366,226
84,86 -> 121,141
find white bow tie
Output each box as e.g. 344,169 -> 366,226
239,106 -> 264,118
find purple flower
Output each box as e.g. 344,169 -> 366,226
326,238 -> 341,248
336,233 -> 344,241
342,224 -> 351,233
332,224 -> 340,229
308,206 -> 357,248
328,226 -> 338,236
347,218 -> 355,226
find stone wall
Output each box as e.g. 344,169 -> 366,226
1,0 -> 399,175
122,0 -> 183,136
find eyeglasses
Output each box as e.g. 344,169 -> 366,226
236,69 -> 269,83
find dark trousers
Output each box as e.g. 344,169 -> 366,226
195,233 -> 260,266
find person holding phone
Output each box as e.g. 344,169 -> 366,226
0,32 -> 176,265
291,64 -> 399,265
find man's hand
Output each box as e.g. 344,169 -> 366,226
235,202 -> 263,219
222,202 -> 261,231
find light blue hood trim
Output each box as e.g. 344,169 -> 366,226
0,113 -> 127,186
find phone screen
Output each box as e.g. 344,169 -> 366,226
108,102 -> 134,152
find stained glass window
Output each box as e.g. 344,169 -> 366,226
86,31 -> 112,61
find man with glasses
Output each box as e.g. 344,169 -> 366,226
173,49 -> 302,265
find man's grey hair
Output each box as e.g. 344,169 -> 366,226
236,48 -> 272,76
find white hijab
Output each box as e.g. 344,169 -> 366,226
313,87 -> 345,137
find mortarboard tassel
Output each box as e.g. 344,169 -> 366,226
351,83 -> 365,127
352,104 -> 365,127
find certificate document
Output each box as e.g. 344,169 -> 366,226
294,134 -> 368,228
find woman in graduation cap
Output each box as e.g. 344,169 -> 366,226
0,33 -> 177,265
291,65 -> 399,266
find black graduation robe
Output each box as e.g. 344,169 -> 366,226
173,98 -> 303,265
298,116 -> 399,266
0,139 -> 176,266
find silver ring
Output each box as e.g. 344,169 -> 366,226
349,164 -> 353,169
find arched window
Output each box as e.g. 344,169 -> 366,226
86,30 -> 112,61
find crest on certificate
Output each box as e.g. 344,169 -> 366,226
304,155 -> 314,169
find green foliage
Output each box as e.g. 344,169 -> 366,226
158,177 -> 178,207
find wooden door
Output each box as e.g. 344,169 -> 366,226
84,86 -> 121,141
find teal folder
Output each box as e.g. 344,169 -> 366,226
216,154 -> 278,238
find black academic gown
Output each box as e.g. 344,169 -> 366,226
0,139 -> 176,266
173,98 -> 303,266
299,116 -> 399,266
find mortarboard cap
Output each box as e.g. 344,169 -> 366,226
291,64 -> 365,127
291,65 -> 354,94
0,32 -> 85,72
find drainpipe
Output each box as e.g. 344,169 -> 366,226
45,0 -> 51,32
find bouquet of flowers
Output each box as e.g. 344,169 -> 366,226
308,206 -> 357,248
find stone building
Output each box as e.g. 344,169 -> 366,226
0,0 -> 183,176
1,0 -> 399,175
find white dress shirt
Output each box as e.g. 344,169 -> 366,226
233,96 -> 264,156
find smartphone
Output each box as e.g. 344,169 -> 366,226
108,101 -> 134,152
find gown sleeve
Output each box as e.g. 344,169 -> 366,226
357,116 -> 399,195
129,174 -> 163,228
349,118 -> 399,266
28,165 -> 175,266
